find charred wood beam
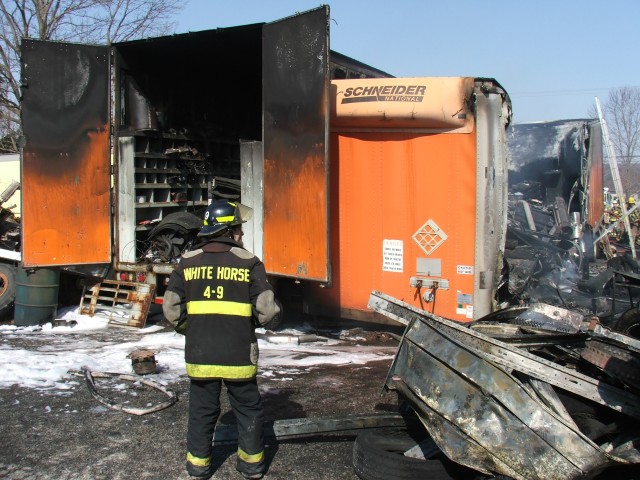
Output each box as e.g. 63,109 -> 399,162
211,413 -> 414,445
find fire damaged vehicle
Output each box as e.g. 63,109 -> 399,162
350,121 -> 640,480
501,119 -> 604,313
501,119 -> 640,331
0,180 -> 20,320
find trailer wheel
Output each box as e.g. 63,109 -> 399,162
0,263 -> 17,320
613,307 -> 640,339
352,429 -> 482,480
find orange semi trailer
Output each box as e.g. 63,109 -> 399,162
17,6 -> 511,325
250,76 -> 512,324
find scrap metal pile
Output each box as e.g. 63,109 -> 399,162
501,119 -> 640,335
369,291 -> 640,480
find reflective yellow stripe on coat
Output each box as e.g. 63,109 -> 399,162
186,363 -> 257,379
187,300 -> 252,316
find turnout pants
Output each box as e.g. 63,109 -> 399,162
187,378 -> 265,476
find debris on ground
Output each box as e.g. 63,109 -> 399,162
368,291 -> 640,480
68,367 -> 177,416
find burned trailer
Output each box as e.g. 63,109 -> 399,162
366,291 -> 640,480
500,120 -> 606,314
19,6 -> 513,328
18,7 -> 393,325
297,77 -> 512,324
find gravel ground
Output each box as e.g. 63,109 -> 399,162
3,321 -> 640,480
0,324 -> 401,480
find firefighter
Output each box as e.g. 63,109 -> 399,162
628,197 -> 639,224
628,197 -> 640,242
610,201 -> 622,240
163,200 -> 280,480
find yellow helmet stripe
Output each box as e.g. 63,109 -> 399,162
187,300 -> 252,316
215,215 -> 236,222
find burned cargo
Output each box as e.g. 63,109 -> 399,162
500,120 -> 611,315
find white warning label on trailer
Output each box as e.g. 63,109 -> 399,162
382,239 -> 403,272
457,265 -> 474,275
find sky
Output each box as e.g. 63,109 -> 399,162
0,307 -> 394,392
174,0 -> 640,124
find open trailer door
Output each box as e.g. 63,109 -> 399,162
262,6 -> 331,282
20,40 -> 111,267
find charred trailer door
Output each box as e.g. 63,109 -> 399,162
20,40 -> 112,267
250,6 -> 392,317
260,6 -> 331,282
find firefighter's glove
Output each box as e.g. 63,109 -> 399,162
173,318 -> 188,335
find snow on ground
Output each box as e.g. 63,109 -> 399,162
0,307 -> 395,393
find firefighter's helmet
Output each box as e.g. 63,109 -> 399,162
629,197 -> 636,205
198,200 -> 253,237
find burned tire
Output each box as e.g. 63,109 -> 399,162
352,429 -> 479,480
613,307 -> 640,339
0,263 -> 17,320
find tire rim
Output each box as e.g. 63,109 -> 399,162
0,270 -> 8,297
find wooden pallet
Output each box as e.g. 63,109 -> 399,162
80,279 -> 155,328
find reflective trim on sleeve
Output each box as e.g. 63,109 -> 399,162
187,452 -> 211,466
237,447 -> 265,464
187,300 -> 252,316
186,363 -> 257,379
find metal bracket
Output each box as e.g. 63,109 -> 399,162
409,277 -> 449,289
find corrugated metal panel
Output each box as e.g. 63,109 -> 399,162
21,40 -> 111,266
372,292 -> 629,480
262,6 -> 330,282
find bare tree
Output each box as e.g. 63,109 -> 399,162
0,0 -> 183,153
604,87 -> 640,197
593,87 -> 640,197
